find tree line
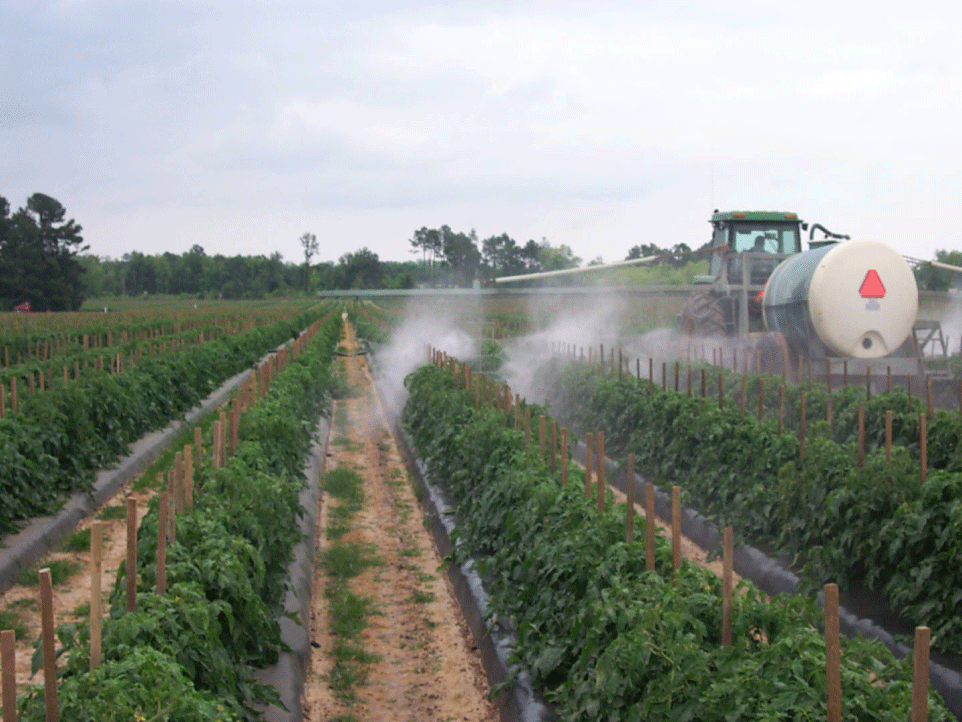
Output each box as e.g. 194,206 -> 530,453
0,193 -> 87,310
79,225 -> 584,299
3,193 -> 958,308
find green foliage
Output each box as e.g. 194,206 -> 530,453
18,647 -> 240,722
541,357 -> 962,654
474,338 -> 505,373
16,559 -> 80,587
16,313 -> 341,721
402,362 -> 951,719
0,193 -> 87,311
0,308 -> 329,535
61,527 -> 92,553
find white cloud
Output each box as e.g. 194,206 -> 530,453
1,1 -> 962,265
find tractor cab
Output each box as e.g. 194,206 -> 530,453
684,210 -> 806,338
704,210 -> 804,286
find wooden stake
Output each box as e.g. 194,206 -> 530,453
649,358 -> 654,395
184,444 -> 194,510
926,375 -> 933,420
2,630 -> 15,722
722,526 -> 733,647
585,433 -> 593,498
560,428 -> 568,486
219,410 -> 228,466
799,390 -> 806,460
825,583 -> 842,722
866,365 -> 872,400
39,569 -> 58,722
674,361 -> 679,393
662,362 -> 667,390
778,384 -> 785,434
539,415 -> 546,459
194,426 -> 203,474
166,473 -> 176,544
626,453 -> 635,543
740,374 -> 747,419
885,410 -> 893,463
912,626 -> 931,722
645,483 -> 656,572
857,402 -> 865,468
920,413 -> 927,483
89,522 -> 103,670
157,492 -> 168,595
596,431 -> 605,512
550,420 -> 557,473
757,378 -> 765,421
825,358 -> 832,394
174,451 -> 184,513
524,407 -> 531,448
671,486 -> 681,573
126,498 -> 137,612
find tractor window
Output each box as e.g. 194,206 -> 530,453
732,226 -> 800,254
782,229 -> 800,253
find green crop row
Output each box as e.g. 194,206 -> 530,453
402,363 -> 948,720
0,304 -> 334,536
621,359 -> 962,473
12,312 -> 342,721
540,358 -> 962,654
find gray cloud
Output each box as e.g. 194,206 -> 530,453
1,0 -> 960,265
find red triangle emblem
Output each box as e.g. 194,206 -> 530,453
859,270 -> 885,298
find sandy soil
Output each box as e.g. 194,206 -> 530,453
1,485 -> 153,691
302,320 -> 498,722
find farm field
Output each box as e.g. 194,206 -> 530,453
4,294 -> 962,720
0,300 -> 502,722
302,318 -> 497,721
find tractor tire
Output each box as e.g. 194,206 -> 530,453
680,292 -> 727,337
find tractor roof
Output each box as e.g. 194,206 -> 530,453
711,210 -> 802,223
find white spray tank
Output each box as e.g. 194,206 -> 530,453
762,239 -> 918,358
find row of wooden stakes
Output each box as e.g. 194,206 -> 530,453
0,336 -> 203,419
570,344 -> 949,482
430,345 -> 937,722
0,320 -> 324,722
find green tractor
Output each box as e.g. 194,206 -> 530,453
679,210 -> 846,338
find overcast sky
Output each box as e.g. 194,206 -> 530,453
2,0 -> 960,267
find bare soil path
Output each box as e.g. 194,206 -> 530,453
302,320 -> 498,722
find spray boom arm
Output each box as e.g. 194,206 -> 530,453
494,254 -> 662,283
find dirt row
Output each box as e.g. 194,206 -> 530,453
302,321 -> 498,721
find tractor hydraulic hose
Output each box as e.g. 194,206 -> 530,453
808,223 -> 850,241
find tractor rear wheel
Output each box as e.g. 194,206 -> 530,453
680,292 -> 727,337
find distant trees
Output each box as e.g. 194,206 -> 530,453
300,232 -> 318,293
0,193 -> 88,310
76,223 -> 583,299
336,247 -> 383,289
915,250 -> 962,291
625,242 -> 694,268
